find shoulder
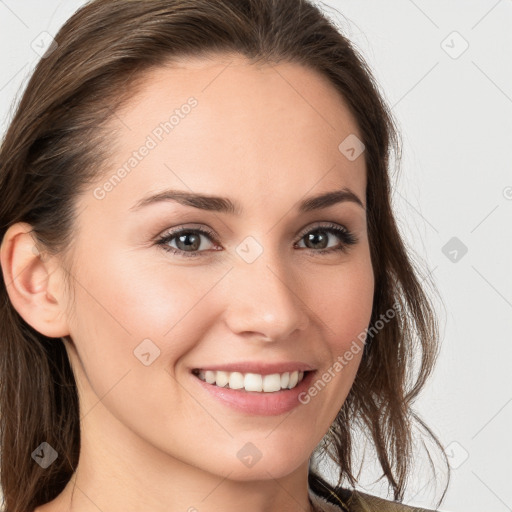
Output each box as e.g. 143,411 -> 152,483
309,485 -> 438,512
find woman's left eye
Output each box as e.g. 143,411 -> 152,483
155,223 -> 358,258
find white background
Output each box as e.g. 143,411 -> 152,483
1,1 -> 511,511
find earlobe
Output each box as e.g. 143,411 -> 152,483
0,222 -> 70,338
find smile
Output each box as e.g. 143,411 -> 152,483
192,369 -> 306,393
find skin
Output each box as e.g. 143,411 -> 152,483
2,54 -> 374,512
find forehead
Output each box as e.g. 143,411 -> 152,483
120,53 -> 363,143
95,54 -> 366,215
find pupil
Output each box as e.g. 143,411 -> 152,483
178,233 -> 200,251
307,231 -> 327,249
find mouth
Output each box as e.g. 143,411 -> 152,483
191,368 -> 310,393
190,367 -> 317,416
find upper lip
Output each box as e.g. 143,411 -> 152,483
191,361 -> 315,375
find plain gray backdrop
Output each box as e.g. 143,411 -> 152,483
1,1 -> 511,511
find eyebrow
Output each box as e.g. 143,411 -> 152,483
129,187 -> 365,214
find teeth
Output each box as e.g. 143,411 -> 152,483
244,373 -> 263,392
204,370 -> 215,384
229,372 -> 244,390
215,371 -> 229,388
195,369 -> 306,392
289,370 -> 298,388
262,373 -> 281,392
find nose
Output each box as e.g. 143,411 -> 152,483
223,248 -> 310,342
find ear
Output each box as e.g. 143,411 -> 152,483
0,222 -> 71,338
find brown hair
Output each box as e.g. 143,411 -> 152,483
0,0 -> 449,510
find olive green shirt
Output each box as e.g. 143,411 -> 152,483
308,485 -> 437,512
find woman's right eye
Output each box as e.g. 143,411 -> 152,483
155,227 -> 219,258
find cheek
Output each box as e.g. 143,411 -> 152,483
74,243 -> 227,336
311,256 -> 374,353
66,250 -> 230,382
64,252 -> 220,442
301,256 -> 373,413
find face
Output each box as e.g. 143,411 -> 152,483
59,55 -> 374,481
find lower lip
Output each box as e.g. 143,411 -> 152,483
191,371 -> 316,416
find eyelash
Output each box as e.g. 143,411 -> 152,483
155,223 -> 358,259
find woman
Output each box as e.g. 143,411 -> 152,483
0,1 -> 450,511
